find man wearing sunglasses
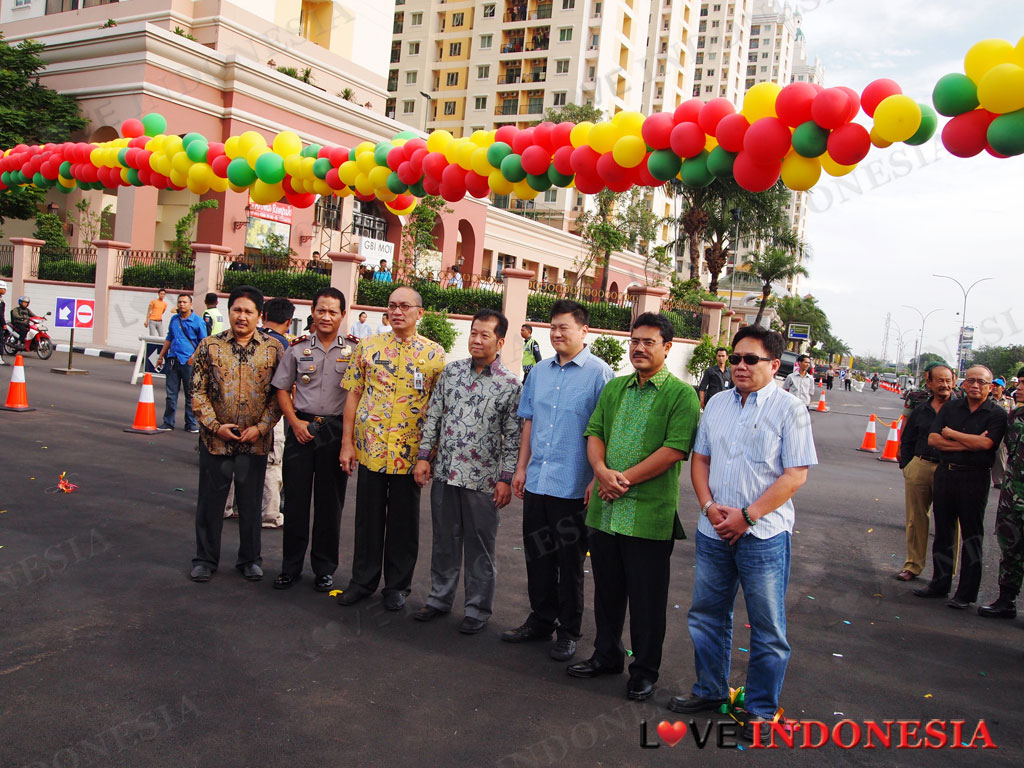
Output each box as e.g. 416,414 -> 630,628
671,324 -> 817,742
916,366 -> 1008,610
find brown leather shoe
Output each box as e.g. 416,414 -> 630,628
894,569 -> 917,582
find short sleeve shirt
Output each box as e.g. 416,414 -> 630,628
272,333 -> 357,416
929,397 -> 1008,467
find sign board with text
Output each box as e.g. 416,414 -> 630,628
55,297 -> 95,329
787,323 -> 810,341
358,236 -> 395,267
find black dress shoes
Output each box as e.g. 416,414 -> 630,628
978,598 -> 1017,618
947,597 -> 971,610
501,622 -> 553,643
913,586 -> 948,598
274,573 -> 299,590
314,575 -> 333,592
382,591 -> 406,611
189,564 -> 213,582
550,638 -> 577,661
566,657 -> 623,678
458,617 -> 487,635
628,677 -> 656,701
242,563 -> 263,581
413,605 -> 447,622
667,693 -> 727,714
337,586 -> 370,606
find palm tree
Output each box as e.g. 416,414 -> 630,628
746,248 -> 810,326
774,295 -> 829,350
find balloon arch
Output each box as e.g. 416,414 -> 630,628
1,37 -> 1022,217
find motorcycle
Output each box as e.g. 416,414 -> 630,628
3,311 -> 54,360
871,378 -> 879,392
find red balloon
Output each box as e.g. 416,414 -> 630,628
596,152 -> 627,185
317,146 -> 331,159
838,87 -> 861,122
422,151 -> 448,180
422,176 -> 441,196
552,121 -> 575,148
743,117 -> 792,161
286,192 -> 316,208
552,145 -> 574,175
404,138 -> 427,153
641,112 -> 676,150
282,176 -> 298,195
355,191 -> 377,203
826,123 -> 871,165
675,98 -> 705,124
732,152 -> 781,192
325,168 -> 345,190
860,78 -> 902,118
511,127 -> 535,155
441,163 -> 467,188
386,146 -> 406,171
494,125 -> 518,146
632,155 -> 662,187
128,136 -> 150,149
439,183 -> 466,203
521,145 -> 551,175
715,113 -> 751,153
397,161 -> 420,185
150,172 -> 168,188
941,109 -> 996,158
811,88 -> 853,129
211,154 -> 232,177
391,193 -> 414,210
533,122 -> 556,153
137,168 -> 152,186
329,147 -> 349,166
573,171 -> 605,194
569,146 -> 601,176
670,122 -> 707,158
606,174 -> 633,193
465,170 -> 491,198
121,119 -> 145,139
409,147 -> 428,174
775,82 -> 818,127
697,98 -> 735,134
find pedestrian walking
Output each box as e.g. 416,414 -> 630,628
782,354 -> 814,408
155,294 -> 207,433
145,288 -> 167,337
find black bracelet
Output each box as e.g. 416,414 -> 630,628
742,507 -> 756,527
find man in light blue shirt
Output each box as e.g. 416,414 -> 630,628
669,324 -> 817,742
155,293 -> 208,433
507,300 -> 613,662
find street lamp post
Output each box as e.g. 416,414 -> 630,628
419,91 -> 432,133
902,305 -> 941,383
728,207 -> 741,312
932,275 -> 993,377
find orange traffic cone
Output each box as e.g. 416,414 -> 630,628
815,388 -> 829,412
877,420 -> 900,463
0,354 -> 35,412
124,373 -> 164,434
857,414 -> 879,452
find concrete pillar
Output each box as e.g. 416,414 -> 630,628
700,300 -> 725,340
91,239 -> 131,348
729,312 -> 743,342
113,186 -> 160,250
721,310 -> 735,345
191,243 -> 232,302
500,267 -> 534,375
328,251 -> 365,336
9,237 -> 43,301
626,285 -> 668,325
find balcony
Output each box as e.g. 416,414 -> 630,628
504,5 -> 528,23
495,102 -> 520,116
501,39 -> 525,54
523,70 -> 547,83
525,37 -> 549,52
532,3 -> 553,20
497,73 -> 522,84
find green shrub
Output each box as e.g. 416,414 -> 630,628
418,310 -> 457,352
38,259 -> 95,284
589,335 -> 626,370
526,292 -> 631,332
356,278 -> 502,315
222,269 -> 328,300
33,213 -> 69,251
662,308 -> 702,340
687,334 -> 721,379
121,262 -> 194,290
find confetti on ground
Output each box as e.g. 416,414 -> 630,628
924,694 -> 933,698
833,653 -> 843,658
626,649 -> 633,656
807,595 -> 816,600
41,446 -> 47,449
29,477 -> 34,480
174,487 -> 184,492
674,604 -> 680,609
834,712 -> 844,716
843,620 -> 851,625
895,616 -> 900,619
737,744 -> 745,751
744,623 -> 751,628
874,593 -> 883,597
512,546 -> 522,551
56,472 -> 78,493
794,530 -> 799,534
867,528 -> 873,533
979,671 -> 987,677
738,647 -> 749,653
0,510 -> 6,514
328,590 -> 343,597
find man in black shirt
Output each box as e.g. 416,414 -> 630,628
697,347 -> 732,409
915,366 -> 1008,609
895,364 -> 954,582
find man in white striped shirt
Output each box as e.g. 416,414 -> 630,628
668,324 -> 817,742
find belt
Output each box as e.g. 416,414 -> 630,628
916,456 -> 939,464
940,462 -> 988,472
296,412 -> 340,424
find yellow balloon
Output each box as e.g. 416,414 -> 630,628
964,38 -> 1016,85
58,176 -> 75,189
377,188 -> 398,203
387,202 -> 416,216
488,169 -> 514,195
820,152 -> 857,177
570,121 -> 594,148
611,135 -> 646,168
354,141 -> 375,157
250,179 -> 284,204
443,137 -> 463,164
339,160 -> 360,186
272,131 -> 303,157
246,146 -> 269,168
368,165 -> 390,188
224,136 -> 241,159
977,62 -> 1024,114
172,151 -> 194,175
163,136 -> 184,156
300,156 -> 316,179
868,127 -> 893,148
313,179 -> 333,196
188,163 -> 213,186
90,148 -> 104,166
210,175 -> 229,193
512,179 -> 539,200
228,182 -> 248,194
336,185 -> 353,198
393,138 -> 408,148
456,140 -> 477,170
872,94 -> 921,143
426,129 -> 454,154
238,131 -> 267,155
588,122 -> 621,154
612,110 -> 645,137
705,135 -> 719,152
187,178 -> 210,196
780,154 -> 821,191
354,173 -> 374,196
283,154 -> 303,178
470,129 -> 494,147
169,168 -> 188,188
742,82 -> 782,123
470,147 -> 493,176
356,151 -> 377,174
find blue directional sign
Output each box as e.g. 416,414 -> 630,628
55,297 -> 77,328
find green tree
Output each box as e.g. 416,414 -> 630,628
0,35 -> 89,224
542,102 -> 604,124
67,198 -> 113,245
575,188 -> 661,294
745,248 -> 809,326
686,334 -> 720,379
32,212 -> 68,251
417,310 -> 457,352
774,295 -> 828,350
971,344 -> 1024,380
589,335 -> 625,370
172,199 -> 219,261
401,195 -> 451,272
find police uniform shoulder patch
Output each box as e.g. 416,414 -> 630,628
290,335 -> 308,347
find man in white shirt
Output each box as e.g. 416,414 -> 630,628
782,354 -> 815,408
376,313 -> 391,335
351,312 -> 374,339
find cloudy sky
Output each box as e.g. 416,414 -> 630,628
794,0 -> 1024,364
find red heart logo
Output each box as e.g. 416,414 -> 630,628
657,720 -> 687,747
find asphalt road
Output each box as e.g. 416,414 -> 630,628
0,357 -> 1020,767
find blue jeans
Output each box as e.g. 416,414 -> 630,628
687,531 -> 791,719
162,359 -> 196,430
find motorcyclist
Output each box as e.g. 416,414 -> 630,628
871,373 -> 879,391
10,296 -> 33,346
0,280 -> 7,364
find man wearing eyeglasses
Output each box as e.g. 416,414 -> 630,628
916,366 -> 1008,610
671,324 -> 817,742
337,287 -> 445,611
697,347 -> 732,409
566,313 -> 698,702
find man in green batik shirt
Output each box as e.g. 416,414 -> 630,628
567,313 -> 699,702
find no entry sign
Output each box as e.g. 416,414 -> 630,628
55,297 -> 95,329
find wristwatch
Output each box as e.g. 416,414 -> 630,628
701,499 -> 714,516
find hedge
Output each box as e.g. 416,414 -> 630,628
38,259 -> 96,284
121,262 -> 194,290
526,292 -> 631,332
221,269 -> 329,300
356,278 -> 502,315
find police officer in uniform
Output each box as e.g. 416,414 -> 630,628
203,292 -> 225,336
271,287 -> 357,591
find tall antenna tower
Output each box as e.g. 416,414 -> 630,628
880,313 -> 892,362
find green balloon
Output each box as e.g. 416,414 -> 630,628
932,73 -> 979,117
127,168 -> 142,186
486,141 -> 512,167
313,157 -> 332,179
0,172 -> 8,186
301,143 -> 322,158
254,152 -> 286,183
32,172 -> 47,187
117,148 -> 129,167
374,142 -> 393,166
526,172 -> 552,192
409,180 -> 426,197
547,166 -> 574,187
386,171 -> 408,194
791,121 -> 829,158
647,149 -> 682,181
186,141 -> 209,163
987,108 -> 1024,156
182,132 -> 205,149
58,183 -> 72,194
59,160 -> 72,177
680,151 -> 713,188
500,153 -> 527,183
227,156 -> 258,186
707,146 -> 736,178
76,179 -> 89,190
394,130 -> 418,140
141,113 -> 167,137
904,104 -> 938,146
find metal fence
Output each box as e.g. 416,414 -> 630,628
219,254 -> 332,297
0,244 -> 12,277
117,250 -> 193,289
37,246 -> 97,284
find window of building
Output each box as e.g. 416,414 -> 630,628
560,27 -> 573,42
748,52 -> 757,62
697,36 -> 705,47
708,52 -> 717,60
444,101 -> 457,115
760,66 -> 767,73
693,84 -> 701,97
588,65 -> 595,79
699,20 -> 706,32
483,4 -> 495,18
695,52 -> 704,64
480,34 -> 493,49
750,39 -> 759,48
478,64 -> 490,79
694,68 -> 702,79
594,1 -> 602,14
411,12 -> 422,26
713,3 -> 721,10
562,0 -> 576,9
556,59 -> 570,74
710,36 -> 718,44
402,100 -> 415,114
761,52 -> 769,59
553,91 -> 566,106
706,69 -> 715,77
750,24 -> 760,35
700,5 -> 708,16
544,189 -> 558,202
449,42 -> 462,56
409,41 -> 420,55
704,85 -> 713,93
406,71 -> 417,84
446,72 -> 459,86
391,41 -> 401,63
475,96 -> 487,110
452,12 -> 464,26
591,32 -> 599,46
711,20 -> 719,28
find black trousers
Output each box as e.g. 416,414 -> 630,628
929,465 -> 991,601
281,417 -> 348,578
347,466 -> 421,596
589,528 -> 674,683
194,443 -> 268,570
522,491 -> 589,640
